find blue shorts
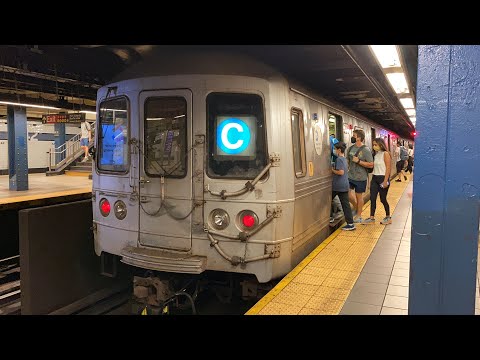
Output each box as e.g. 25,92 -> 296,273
349,179 -> 367,193
80,138 -> 89,147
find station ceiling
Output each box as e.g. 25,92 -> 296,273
0,45 -> 417,139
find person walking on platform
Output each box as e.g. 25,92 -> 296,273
406,144 -> 414,174
347,129 -> 374,223
363,138 -> 392,225
331,142 -> 356,231
395,141 -> 408,182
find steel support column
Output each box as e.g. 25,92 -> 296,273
7,105 -> 28,191
409,45 -> 480,314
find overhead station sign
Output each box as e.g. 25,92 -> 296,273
42,113 -> 86,124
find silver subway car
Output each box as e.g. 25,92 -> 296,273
92,49 -> 410,285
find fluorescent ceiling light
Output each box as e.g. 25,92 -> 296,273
369,45 -> 401,68
400,97 -> 414,109
100,108 -> 127,112
80,110 -> 96,115
406,109 -> 416,116
386,73 -> 410,94
0,100 -> 60,110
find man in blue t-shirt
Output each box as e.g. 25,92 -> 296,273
331,142 -> 356,231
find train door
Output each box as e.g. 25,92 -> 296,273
328,113 -> 343,141
138,89 -> 193,251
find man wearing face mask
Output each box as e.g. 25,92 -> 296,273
347,129 -> 374,223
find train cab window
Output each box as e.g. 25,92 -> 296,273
144,97 -> 187,178
207,93 -> 267,179
97,97 -> 129,173
291,108 -> 306,177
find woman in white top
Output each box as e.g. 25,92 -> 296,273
363,138 -> 392,225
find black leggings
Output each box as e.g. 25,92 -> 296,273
332,191 -> 354,224
370,175 -> 390,217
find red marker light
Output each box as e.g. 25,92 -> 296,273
100,198 -> 111,217
242,214 -> 255,228
412,131 -> 417,136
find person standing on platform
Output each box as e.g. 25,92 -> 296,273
80,118 -> 92,162
329,134 -> 343,222
347,129 -> 374,223
331,142 -> 356,231
362,138 -> 392,225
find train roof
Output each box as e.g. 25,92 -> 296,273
111,47 -> 281,82
108,48 -> 407,140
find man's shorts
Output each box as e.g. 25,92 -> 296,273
80,138 -> 89,147
349,179 -> 367,193
396,160 -> 405,173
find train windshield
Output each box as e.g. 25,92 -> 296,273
207,93 -> 267,179
144,97 -> 187,178
97,97 -> 129,173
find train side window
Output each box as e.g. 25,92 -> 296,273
206,92 -> 267,179
144,97 -> 187,178
97,97 -> 129,173
291,108 -> 306,177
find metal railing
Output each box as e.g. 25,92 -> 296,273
47,122 -> 96,172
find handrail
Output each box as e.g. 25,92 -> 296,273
48,121 -> 96,172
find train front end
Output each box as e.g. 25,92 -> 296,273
92,74 -> 292,284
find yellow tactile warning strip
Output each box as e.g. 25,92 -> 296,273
246,177 -> 411,315
0,187 -> 92,205
65,171 -> 91,177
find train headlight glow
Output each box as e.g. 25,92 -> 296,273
237,210 -> 259,230
114,200 -> 127,220
99,198 -> 111,217
209,209 -> 230,230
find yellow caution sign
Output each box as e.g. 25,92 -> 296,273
141,307 -> 148,315
308,161 -> 314,177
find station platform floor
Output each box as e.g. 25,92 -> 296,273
246,177 -> 480,315
0,173 -> 92,207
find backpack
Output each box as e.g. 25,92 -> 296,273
400,146 -> 408,161
349,145 -> 373,173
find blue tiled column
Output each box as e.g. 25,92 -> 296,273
409,45 -> 480,314
7,105 -> 28,191
54,122 -> 66,164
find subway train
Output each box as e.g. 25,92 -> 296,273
91,48 -> 412,304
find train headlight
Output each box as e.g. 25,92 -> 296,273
209,209 -> 230,230
114,200 -> 127,220
237,210 -> 259,230
99,198 -> 111,217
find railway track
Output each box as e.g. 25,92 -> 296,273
0,255 -> 131,315
0,255 -> 21,315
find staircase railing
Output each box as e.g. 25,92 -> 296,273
47,121 -> 96,172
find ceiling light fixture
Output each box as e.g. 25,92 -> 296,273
0,101 -> 61,110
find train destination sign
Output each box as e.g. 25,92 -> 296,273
42,113 -> 86,124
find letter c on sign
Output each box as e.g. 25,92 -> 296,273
217,118 -> 251,154
221,123 -> 243,150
